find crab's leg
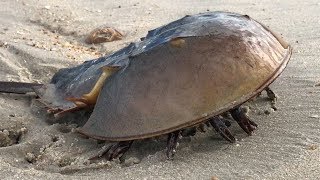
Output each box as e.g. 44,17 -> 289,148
265,87 -> 277,102
265,87 -> 278,110
209,116 -> 236,143
89,141 -> 133,161
230,107 -> 257,135
67,66 -> 120,106
182,122 -> 212,137
181,127 -> 197,137
52,105 -> 88,118
166,130 -> 182,160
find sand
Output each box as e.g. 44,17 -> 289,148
0,0 -> 319,179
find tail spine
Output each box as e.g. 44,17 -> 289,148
0,81 -> 44,94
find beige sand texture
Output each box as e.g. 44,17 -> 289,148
0,0 -> 319,179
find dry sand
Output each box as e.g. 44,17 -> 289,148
0,0 -> 319,179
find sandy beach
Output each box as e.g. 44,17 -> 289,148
0,0 -> 319,179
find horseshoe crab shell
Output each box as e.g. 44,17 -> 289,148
68,11 -> 292,141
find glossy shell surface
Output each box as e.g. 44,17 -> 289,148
42,12 -> 292,141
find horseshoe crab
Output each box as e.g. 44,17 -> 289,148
0,11 -> 292,160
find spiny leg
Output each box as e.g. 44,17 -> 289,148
209,116 -> 236,143
181,122 -> 212,137
265,87 -> 278,110
230,107 -> 257,135
166,130 -> 182,160
265,87 -> 277,101
197,123 -> 207,133
220,112 -> 233,127
34,98 -> 86,118
48,104 -> 89,118
181,127 -> 197,137
89,141 -> 133,161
